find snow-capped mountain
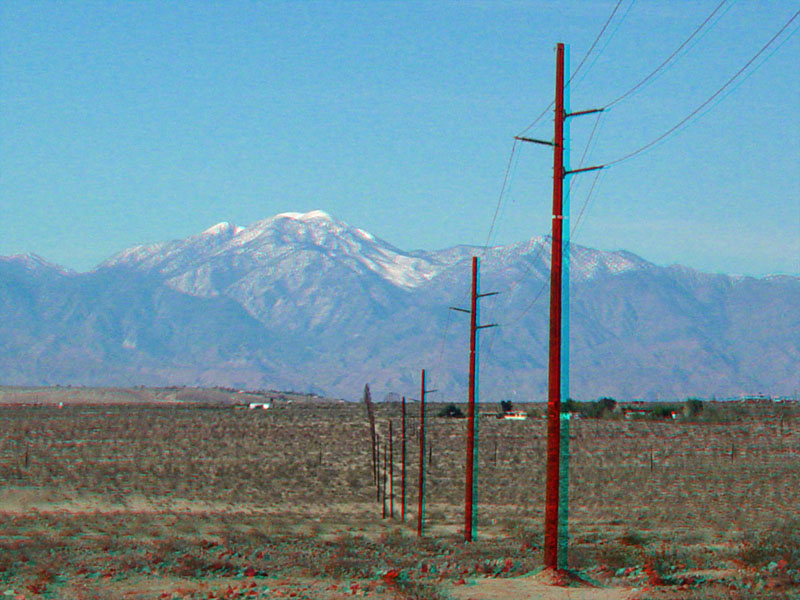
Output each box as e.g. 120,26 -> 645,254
102,210 -> 443,290
1,210 -> 798,400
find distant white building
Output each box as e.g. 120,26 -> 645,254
502,411 -> 528,420
248,402 -> 271,410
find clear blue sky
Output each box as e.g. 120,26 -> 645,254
2,1 -> 798,276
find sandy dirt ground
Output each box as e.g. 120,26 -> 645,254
450,576 -> 642,600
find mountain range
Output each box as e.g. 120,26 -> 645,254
1,210 -> 798,401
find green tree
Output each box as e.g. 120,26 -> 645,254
685,398 -> 704,418
437,403 -> 465,418
598,397 -> 617,413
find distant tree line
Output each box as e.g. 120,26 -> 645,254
562,397 -> 617,418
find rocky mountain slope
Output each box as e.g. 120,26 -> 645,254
2,210 -> 797,400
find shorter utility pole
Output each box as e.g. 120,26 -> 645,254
450,256 -> 497,542
389,419 -> 394,519
376,432 -> 381,504
382,434 -> 388,519
417,369 -> 437,537
401,396 -> 407,521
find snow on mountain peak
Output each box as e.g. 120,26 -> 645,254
202,222 -> 244,236
275,210 -> 332,222
300,210 -> 332,221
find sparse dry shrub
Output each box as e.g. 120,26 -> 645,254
594,541 -> 641,570
619,529 -> 649,547
391,579 -> 451,600
504,521 -> 543,551
738,518 -> 800,569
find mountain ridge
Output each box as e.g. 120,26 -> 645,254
2,210 -> 797,400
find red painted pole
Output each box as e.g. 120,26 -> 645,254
417,369 -> 426,537
402,396 -> 406,521
376,432 -> 381,503
544,42 -> 565,570
382,434 -> 387,519
465,256 -> 478,541
389,419 -> 394,519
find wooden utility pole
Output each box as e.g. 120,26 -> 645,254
452,257 -> 497,542
382,434 -> 388,519
417,369 -> 426,536
401,396 -> 407,521
364,384 -> 378,494
465,256 -> 478,542
389,419 -> 394,519
376,432 -> 381,503
515,42 -> 604,569
543,41 -> 567,571
416,370 -> 437,536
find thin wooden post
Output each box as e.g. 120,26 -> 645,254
389,419 -> 394,519
418,369 -> 426,537
382,435 -> 388,518
402,397 -> 407,521
376,432 -> 381,503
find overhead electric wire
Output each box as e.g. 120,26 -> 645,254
480,0 -> 649,369
517,0 -> 625,136
570,168 -> 606,241
483,4 -> 798,378
568,113 -> 604,195
567,0 -> 627,85
686,18 -> 799,124
483,139 -> 519,251
570,0 -> 636,90
436,141 -> 521,373
604,0 -> 731,108
604,8 -> 800,167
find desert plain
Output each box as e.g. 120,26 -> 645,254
0,386 -> 798,600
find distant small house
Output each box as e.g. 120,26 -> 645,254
502,411 -> 528,421
248,402 -> 271,410
623,407 -> 651,419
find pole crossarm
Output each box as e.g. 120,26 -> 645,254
449,307 -> 471,313
477,323 -> 498,329
477,291 -> 499,298
565,107 -> 604,118
514,135 -> 556,147
564,165 -> 605,176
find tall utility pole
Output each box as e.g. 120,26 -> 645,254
516,42 -> 603,569
544,41 -> 567,571
451,256 -> 497,542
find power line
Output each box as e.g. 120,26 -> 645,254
570,0 -> 636,90
517,0 -> 625,136
569,112 -> 604,195
568,0 -> 628,84
571,168 -> 606,240
490,112 -> 603,313
686,18 -> 800,126
604,8 -> 800,167
604,0 -> 731,108
482,139 -> 519,251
